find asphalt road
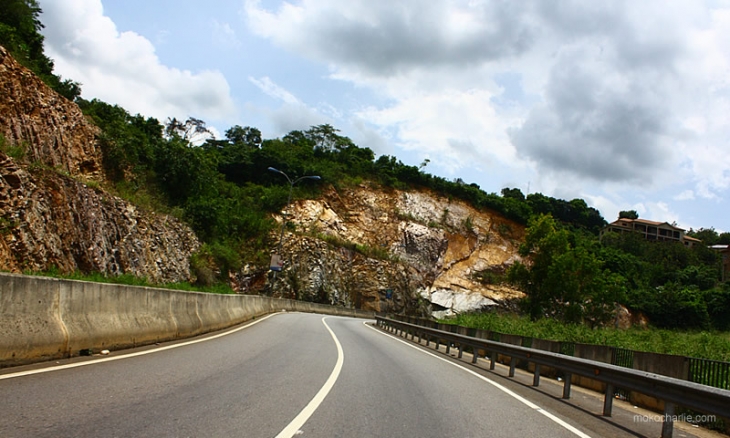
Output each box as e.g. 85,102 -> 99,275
0,313 -> 700,437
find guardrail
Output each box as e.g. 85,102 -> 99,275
376,317 -> 730,438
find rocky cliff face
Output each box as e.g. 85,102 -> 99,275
0,44 -> 524,311
0,47 -> 101,179
261,184 -> 525,316
0,46 -> 199,283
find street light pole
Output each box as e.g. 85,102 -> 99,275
268,167 -> 321,295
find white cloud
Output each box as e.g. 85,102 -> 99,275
248,76 -> 302,105
243,0 -> 730,227
356,88 -> 515,174
675,190 -> 696,201
39,0 -> 237,123
212,20 -> 241,48
246,76 -> 331,135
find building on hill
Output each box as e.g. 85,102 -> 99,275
600,217 -> 701,248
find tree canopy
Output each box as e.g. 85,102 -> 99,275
0,0 -> 80,100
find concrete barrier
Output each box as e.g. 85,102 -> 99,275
0,273 -> 374,368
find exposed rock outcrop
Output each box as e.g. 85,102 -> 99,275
0,46 -> 199,283
0,46 -> 102,179
265,185 -> 525,316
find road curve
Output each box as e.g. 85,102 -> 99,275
0,312 -> 641,437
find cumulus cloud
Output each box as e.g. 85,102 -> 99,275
244,0 -> 537,76
39,0 -> 237,123
509,42 -> 679,185
247,76 -> 331,136
356,88 -> 513,174
249,76 -> 302,105
243,0 -> 730,210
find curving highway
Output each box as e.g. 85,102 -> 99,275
0,313 -> 698,437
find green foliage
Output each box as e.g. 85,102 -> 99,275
0,0 -> 81,100
462,216 -> 474,233
619,210 -> 639,219
442,311 -> 730,361
190,243 -> 242,286
471,267 -> 505,285
77,99 -> 162,181
0,133 -> 27,161
508,214 -> 625,325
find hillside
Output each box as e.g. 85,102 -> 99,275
0,44 -> 527,315
0,46 -> 199,283
3,39 -> 727,328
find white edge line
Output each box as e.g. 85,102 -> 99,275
364,322 -> 593,438
0,313 -> 281,381
275,316 -> 344,438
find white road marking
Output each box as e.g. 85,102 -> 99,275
275,317 -> 344,438
0,313 -> 280,381
365,322 -> 593,438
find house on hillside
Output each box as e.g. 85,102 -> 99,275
600,217 -> 701,248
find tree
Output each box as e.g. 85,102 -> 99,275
501,187 -> 525,202
306,124 -> 339,151
618,210 -> 639,219
718,232 -> 730,245
0,0 -> 81,100
687,227 -> 718,245
164,117 -> 212,144
507,214 -> 621,324
225,125 -> 262,149
508,214 -> 571,320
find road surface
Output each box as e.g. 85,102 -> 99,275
0,312 -> 698,437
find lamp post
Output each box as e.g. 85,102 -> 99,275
268,167 -> 321,293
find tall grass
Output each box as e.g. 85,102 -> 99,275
443,312 -> 730,361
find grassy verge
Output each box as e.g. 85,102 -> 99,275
24,268 -> 236,295
441,312 -> 730,362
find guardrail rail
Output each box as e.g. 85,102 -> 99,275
376,317 -> 730,438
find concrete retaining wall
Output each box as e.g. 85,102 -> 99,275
0,273 -> 373,368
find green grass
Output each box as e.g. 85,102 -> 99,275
24,267 -> 236,294
441,312 -> 730,362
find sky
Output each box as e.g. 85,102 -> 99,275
37,0 -> 730,232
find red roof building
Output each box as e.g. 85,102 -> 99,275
600,217 -> 701,248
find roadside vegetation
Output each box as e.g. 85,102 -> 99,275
441,311 -> 730,362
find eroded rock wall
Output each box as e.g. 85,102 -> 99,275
0,153 -> 199,282
0,46 -> 102,179
268,184 -> 525,316
0,46 -> 199,283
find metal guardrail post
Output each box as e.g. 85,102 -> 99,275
533,364 -> 541,387
472,348 -> 478,364
509,358 -> 516,377
603,383 -> 614,416
662,402 -> 675,438
563,373 -> 572,399
490,352 -> 496,370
